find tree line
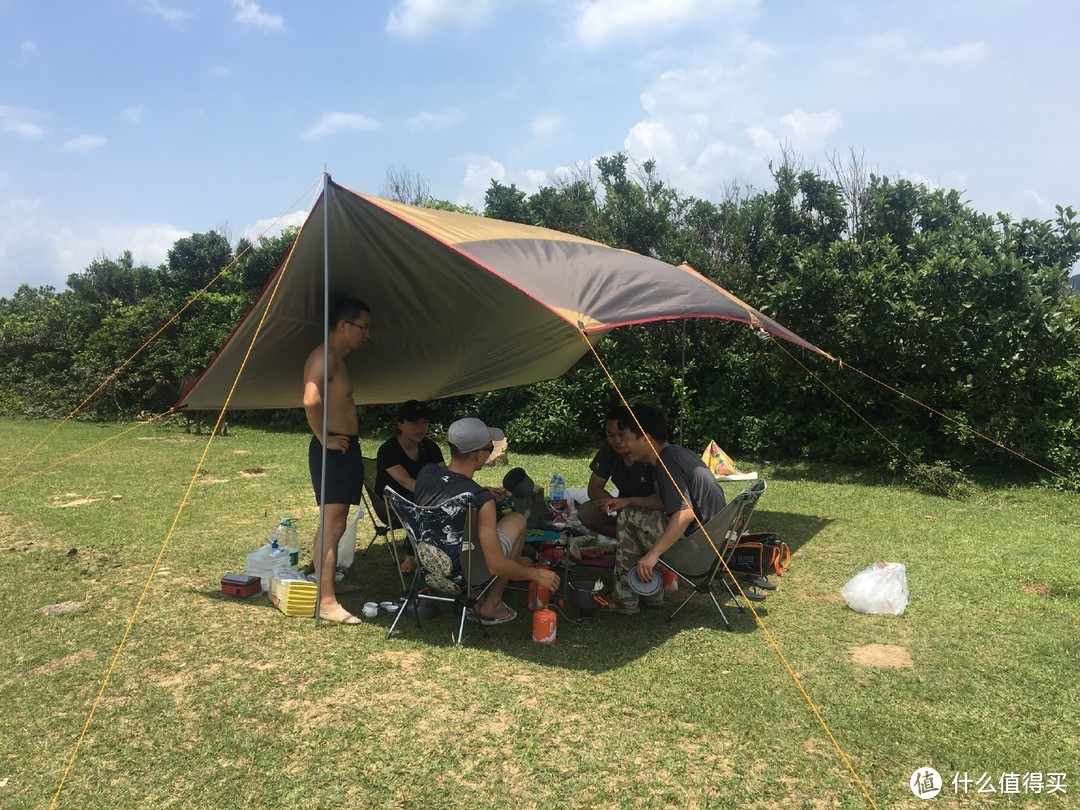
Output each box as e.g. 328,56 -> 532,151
2,153 -> 1078,482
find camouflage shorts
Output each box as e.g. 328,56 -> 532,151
612,506 -> 666,606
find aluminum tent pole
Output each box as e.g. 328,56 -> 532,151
314,172 -> 331,625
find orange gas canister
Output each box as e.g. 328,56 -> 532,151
661,566 -> 679,593
532,607 -> 557,644
528,563 -> 552,611
528,579 -> 552,611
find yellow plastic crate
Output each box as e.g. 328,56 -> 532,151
268,573 -> 317,618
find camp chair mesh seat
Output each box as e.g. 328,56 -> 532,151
383,488 -> 497,646
358,453 -> 403,571
657,479 -> 767,630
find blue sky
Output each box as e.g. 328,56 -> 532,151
1,0 -> 1077,297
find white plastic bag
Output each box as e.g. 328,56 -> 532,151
840,562 -> 908,615
336,502 -> 364,569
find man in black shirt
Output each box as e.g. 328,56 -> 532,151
577,405 -> 661,537
414,417 -> 560,625
606,404 -> 727,614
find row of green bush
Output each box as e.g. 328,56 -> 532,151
2,153 -> 1078,481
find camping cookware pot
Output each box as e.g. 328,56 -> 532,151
568,580 -> 608,613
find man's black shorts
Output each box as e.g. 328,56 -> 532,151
309,435 -> 364,506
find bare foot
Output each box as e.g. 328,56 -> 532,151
320,604 -> 362,625
400,555 -> 416,574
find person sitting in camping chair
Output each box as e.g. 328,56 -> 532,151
414,417 -> 560,625
604,404 -> 727,615
577,405 -> 661,538
375,400 -> 445,574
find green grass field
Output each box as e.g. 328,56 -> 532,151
1,417 -> 1076,809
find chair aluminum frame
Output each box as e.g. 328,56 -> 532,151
358,453 -> 405,590
657,480 -> 767,630
383,488 -> 497,646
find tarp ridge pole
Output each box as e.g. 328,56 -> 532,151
315,171 -> 331,625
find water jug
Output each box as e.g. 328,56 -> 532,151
532,606 -> 557,644
245,538 -> 293,592
274,518 -> 301,566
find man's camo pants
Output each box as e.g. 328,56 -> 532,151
612,506 -> 667,607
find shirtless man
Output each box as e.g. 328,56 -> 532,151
302,297 -> 372,624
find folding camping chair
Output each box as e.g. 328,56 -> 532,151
358,453 -> 401,566
656,479 -> 767,630
383,488 -> 498,647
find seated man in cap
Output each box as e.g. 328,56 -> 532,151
375,400 -> 445,573
577,405 -> 661,538
605,404 -> 727,615
414,417 -> 561,625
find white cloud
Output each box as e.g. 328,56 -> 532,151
121,105 -> 146,125
458,154 -> 506,208
625,121 -> 685,172
858,30 -> 908,54
523,169 -> 549,187
905,42 -> 988,66
141,0 -> 190,23
777,108 -> 842,148
240,210 -> 308,244
900,170 -> 939,190
0,200 -> 190,295
302,112 -> 382,140
21,40 -> 38,56
233,0 -> 285,32
406,107 -> 466,132
61,134 -> 107,154
530,113 -> 563,143
0,105 -> 46,140
573,0 -> 758,47
207,64 -> 234,79
54,223 -> 190,276
387,0 -> 498,38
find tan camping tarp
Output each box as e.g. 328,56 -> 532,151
181,179 -> 830,409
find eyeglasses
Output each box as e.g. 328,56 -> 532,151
344,320 -> 371,334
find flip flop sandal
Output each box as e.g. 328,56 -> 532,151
478,604 -> 517,626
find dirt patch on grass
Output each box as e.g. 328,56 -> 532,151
136,436 -> 202,443
850,643 -> 913,669
19,649 -> 98,680
1020,582 -> 1052,597
50,496 -> 102,508
240,468 -> 266,477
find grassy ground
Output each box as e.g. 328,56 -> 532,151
0,417 -> 1076,809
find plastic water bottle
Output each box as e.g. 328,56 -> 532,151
274,517 -> 301,566
549,473 -> 565,501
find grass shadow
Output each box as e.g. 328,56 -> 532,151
746,509 -> 833,557
305,511 -> 834,673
